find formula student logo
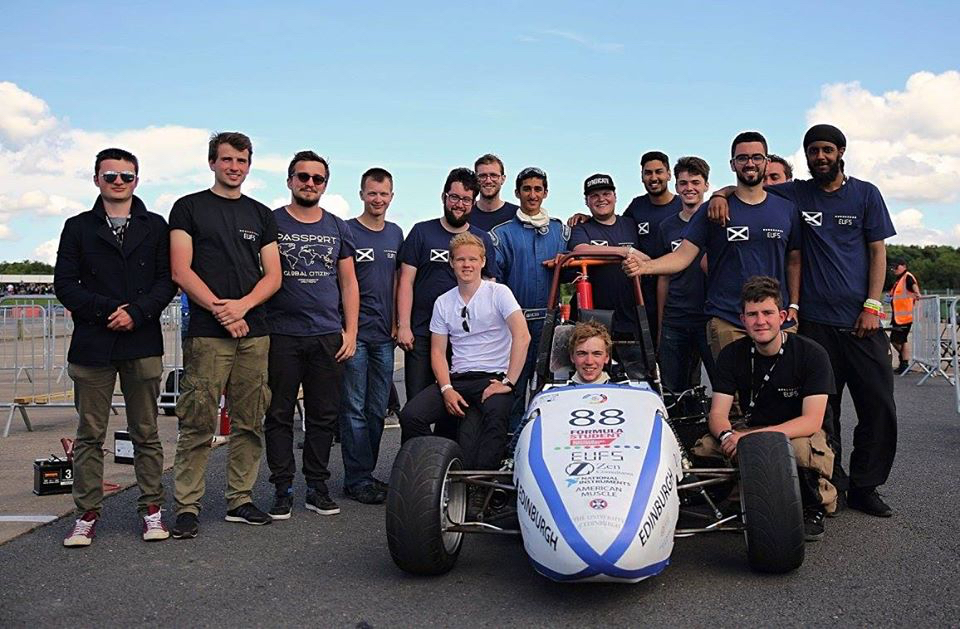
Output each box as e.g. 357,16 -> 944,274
726,226 -> 749,241
429,249 -> 449,262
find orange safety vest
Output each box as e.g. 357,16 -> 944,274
890,271 -> 918,325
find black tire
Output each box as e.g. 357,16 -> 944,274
386,436 -> 467,575
737,432 -> 805,573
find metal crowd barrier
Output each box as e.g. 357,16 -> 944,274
949,297 -> 960,414
908,295 -> 951,385
1,299 -> 185,437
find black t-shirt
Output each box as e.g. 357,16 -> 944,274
470,201 -> 519,233
714,334 -> 835,427
169,189 -> 278,338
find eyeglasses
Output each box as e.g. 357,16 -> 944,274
294,172 -> 327,185
460,306 -> 470,332
477,173 -> 503,181
732,154 -> 768,165
101,171 -> 136,184
445,193 -> 474,207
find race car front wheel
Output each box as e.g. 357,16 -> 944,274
386,436 -> 467,575
738,432 -> 805,574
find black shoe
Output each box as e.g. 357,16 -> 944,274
804,507 -> 825,541
305,491 -> 340,515
346,484 -> 386,505
827,490 -> 846,518
269,494 -> 293,520
894,362 -> 909,375
373,477 -> 389,491
171,512 -> 199,539
848,488 -> 893,517
225,502 -> 273,526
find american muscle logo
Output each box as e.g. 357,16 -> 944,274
569,428 -> 623,446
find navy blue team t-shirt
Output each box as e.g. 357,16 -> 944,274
348,218 -> 404,344
767,178 -> 896,328
568,216 -> 641,334
399,219 -> 497,336
655,212 -> 707,328
470,201 -> 519,233
623,194 -> 683,256
682,194 -> 801,326
267,207 -> 355,336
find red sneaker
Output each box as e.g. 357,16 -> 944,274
63,511 -> 98,547
141,505 -> 170,541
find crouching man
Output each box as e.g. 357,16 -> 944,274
694,276 -> 837,541
399,232 -> 530,471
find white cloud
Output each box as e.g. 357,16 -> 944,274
320,194 -> 351,218
0,82 -> 58,147
0,191 -> 85,217
805,71 -> 960,204
522,29 -> 624,53
888,207 -> 960,246
33,238 -> 58,264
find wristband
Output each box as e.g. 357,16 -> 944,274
717,429 -> 734,443
863,298 -> 883,311
439,384 -> 453,394
501,377 -> 515,390
788,303 -> 800,311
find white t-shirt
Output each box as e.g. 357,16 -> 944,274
429,280 -> 521,374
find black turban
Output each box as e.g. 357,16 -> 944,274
803,124 -> 847,150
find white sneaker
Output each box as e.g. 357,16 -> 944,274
142,505 -> 170,541
64,512 -> 98,547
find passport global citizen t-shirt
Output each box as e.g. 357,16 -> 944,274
266,207 -> 355,336
398,218 -> 497,337
681,194 -> 801,326
767,178 -> 896,328
348,218 -> 404,344
654,212 -> 707,328
568,215 -> 641,334
168,189 -> 278,338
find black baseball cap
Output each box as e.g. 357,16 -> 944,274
584,173 -> 615,195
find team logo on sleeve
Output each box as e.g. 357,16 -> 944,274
355,248 -> 374,262
726,226 -> 749,242
801,211 -> 823,226
590,240 -> 608,246
670,240 -> 682,252
637,222 -> 650,235
429,249 -> 449,262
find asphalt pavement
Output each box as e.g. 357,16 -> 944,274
1,373 -> 958,628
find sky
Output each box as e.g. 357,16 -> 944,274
1,0 -> 959,263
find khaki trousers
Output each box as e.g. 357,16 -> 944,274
69,356 -> 164,515
173,336 -> 271,514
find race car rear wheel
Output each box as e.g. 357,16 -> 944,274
737,432 -> 805,574
386,436 -> 467,575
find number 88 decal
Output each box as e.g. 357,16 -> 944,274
569,408 -> 625,426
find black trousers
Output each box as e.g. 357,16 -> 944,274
399,372 -> 513,469
264,333 -> 343,493
403,334 -> 434,402
799,320 -> 898,492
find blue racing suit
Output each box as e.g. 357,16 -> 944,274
490,216 -> 569,431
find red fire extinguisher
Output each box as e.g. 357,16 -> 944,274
575,264 -> 594,310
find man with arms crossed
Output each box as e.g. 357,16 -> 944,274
710,124 -> 898,516
654,156 -> 714,392
169,132 -> 282,538
399,232 -> 529,474
490,166 -> 568,431
265,152 -> 359,519
396,168 -> 496,403
471,153 -> 520,232
339,168 -> 404,505
57,148 -> 177,546
697,276 -> 836,540
626,132 -> 801,361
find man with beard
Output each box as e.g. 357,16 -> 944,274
625,132 -> 801,361
489,167 -> 568,431
397,168 -> 497,403
710,124 -> 898,517
470,154 -> 520,232
765,154 -> 794,186
263,151 -> 359,519
169,132 -> 282,538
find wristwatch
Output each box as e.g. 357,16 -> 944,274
500,377 -> 515,390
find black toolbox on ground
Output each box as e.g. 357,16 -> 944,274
33,457 -> 73,495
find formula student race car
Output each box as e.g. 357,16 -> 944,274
386,248 -> 806,583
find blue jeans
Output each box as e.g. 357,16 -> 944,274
658,322 -> 714,394
339,340 -> 395,490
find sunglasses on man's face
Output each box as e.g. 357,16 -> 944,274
101,171 -> 136,184
293,172 -> 327,185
